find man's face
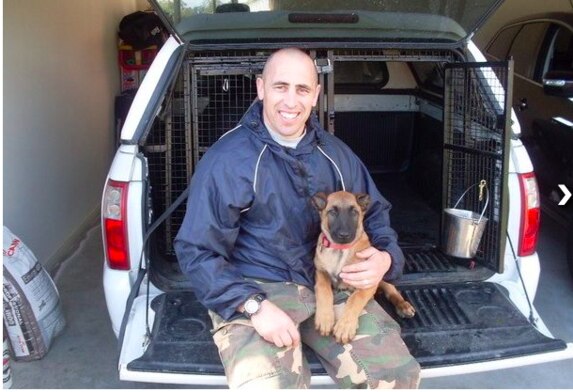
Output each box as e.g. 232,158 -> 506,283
256,50 -> 321,139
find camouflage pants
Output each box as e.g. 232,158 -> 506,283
209,281 -> 420,389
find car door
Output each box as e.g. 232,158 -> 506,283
486,19 -> 573,139
517,22 -> 573,141
486,19 -> 573,225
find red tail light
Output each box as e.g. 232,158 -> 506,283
518,172 -> 540,256
103,180 -> 130,270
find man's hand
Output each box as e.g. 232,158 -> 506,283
339,247 -> 391,289
250,300 -> 300,348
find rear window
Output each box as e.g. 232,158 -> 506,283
334,61 -> 389,93
508,22 -> 550,79
486,25 -> 521,60
411,62 -> 445,92
547,25 -> 573,73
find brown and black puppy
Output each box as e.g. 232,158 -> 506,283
311,191 -> 415,344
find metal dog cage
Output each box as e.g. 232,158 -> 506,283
145,54 -> 264,256
143,51 -> 511,273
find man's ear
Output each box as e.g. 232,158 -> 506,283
256,76 -> 265,101
311,192 -> 328,211
355,193 -> 371,212
312,84 -> 321,107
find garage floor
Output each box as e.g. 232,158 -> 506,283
8,213 -> 573,389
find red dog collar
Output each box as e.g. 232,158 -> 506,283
321,233 -> 355,250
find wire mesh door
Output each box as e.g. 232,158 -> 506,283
442,60 -> 513,272
191,64 -> 262,166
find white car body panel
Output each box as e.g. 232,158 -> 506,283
121,37 -> 183,141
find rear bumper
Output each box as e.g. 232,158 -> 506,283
118,287 -> 573,387
421,343 -> 573,378
119,343 -> 573,386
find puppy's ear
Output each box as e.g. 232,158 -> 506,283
311,192 -> 328,211
355,193 -> 371,211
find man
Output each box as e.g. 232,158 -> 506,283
174,48 -> 420,388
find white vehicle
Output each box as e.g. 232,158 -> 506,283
102,0 -> 573,386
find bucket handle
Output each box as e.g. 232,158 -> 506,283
452,180 -> 489,224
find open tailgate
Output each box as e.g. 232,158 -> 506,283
118,281 -> 573,385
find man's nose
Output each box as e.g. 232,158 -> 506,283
283,88 -> 297,107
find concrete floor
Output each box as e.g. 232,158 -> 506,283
8,213 -> 573,389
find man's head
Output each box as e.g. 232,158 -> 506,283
256,48 -> 321,140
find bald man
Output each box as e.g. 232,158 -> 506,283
175,48 -> 420,388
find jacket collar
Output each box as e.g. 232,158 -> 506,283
240,100 -> 328,154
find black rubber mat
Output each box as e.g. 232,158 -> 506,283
403,248 -> 456,273
381,283 -> 566,367
127,294 -> 222,375
127,282 -> 566,374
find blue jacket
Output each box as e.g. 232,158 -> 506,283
174,100 -> 404,320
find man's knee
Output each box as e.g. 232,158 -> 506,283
329,315 -> 420,388
226,351 -> 311,389
332,346 -> 420,389
369,357 -> 421,389
233,367 -> 309,389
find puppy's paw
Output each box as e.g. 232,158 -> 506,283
315,308 -> 335,336
333,317 -> 358,344
396,301 -> 416,318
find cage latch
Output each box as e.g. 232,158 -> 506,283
315,58 -> 333,74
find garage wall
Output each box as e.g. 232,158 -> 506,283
474,0 -> 573,47
3,0 -> 148,271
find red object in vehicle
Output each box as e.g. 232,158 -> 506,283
518,172 -> 540,256
103,180 -> 130,270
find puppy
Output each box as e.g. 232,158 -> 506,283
311,191 -> 415,344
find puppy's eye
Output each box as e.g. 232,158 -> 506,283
327,209 -> 338,217
350,209 -> 359,216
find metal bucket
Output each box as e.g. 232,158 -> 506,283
442,181 -> 489,259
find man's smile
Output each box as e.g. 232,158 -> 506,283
279,110 -> 299,120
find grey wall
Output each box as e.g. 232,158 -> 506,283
3,0 -> 144,271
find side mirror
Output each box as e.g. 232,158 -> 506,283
543,70 -> 573,98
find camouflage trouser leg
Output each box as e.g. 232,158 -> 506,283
300,290 -> 421,389
209,281 -> 314,389
209,281 -> 420,389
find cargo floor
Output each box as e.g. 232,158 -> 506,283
127,282 -> 565,375
373,172 -> 440,247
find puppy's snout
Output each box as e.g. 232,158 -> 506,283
333,231 -> 354,244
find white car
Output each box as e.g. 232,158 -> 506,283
102,0 -> 573,386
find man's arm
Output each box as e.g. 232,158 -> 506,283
174,157 -> 262,320
174,154 -> 300,347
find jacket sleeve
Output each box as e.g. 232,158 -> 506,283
342,147 -> 405,282
173,154 -> 264,321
